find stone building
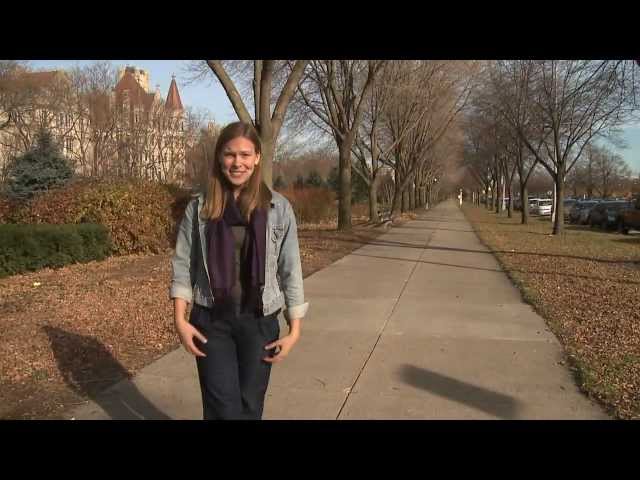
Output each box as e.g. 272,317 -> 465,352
0,65 -> 188,185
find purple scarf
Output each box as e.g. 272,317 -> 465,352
206,191 -> 267,314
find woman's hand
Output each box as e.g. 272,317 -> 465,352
263,332 -> 299,363
263,318 -> 301,364
175,318 -> 207,357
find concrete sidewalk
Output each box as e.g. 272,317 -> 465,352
69,200 -> 608,420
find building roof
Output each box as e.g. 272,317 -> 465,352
165,76 -> 183,111
114,70 -> 157,111
7,70 -> 69,89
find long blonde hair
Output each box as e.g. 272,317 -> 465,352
201,121 -> 272,222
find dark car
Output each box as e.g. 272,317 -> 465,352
617,196 -> 640,234
563,199 -> 577,220
589,201 -> 631,230
569,200 -> 599,224
579,200 -> 603,225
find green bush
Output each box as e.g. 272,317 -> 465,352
4,128 -> 74,201
0,223 -> 111,278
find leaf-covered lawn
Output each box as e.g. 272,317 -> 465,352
462,204 -> 640,419
0,215 -> 402,419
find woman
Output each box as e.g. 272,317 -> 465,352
170,121 -> 308,420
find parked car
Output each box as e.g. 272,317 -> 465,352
617,196 -> 640,234
589,201 -> 631,230
563,199 -> 577,220
527,198 -> 541,212
530,198 -> 553,216
569,200 -> 599,224
578,200 -> 601,225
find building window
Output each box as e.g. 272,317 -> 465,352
65,138 -> 73,153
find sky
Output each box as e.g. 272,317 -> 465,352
29,59 -> 640,174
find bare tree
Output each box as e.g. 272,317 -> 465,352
294,60 -> 385,230
382,61 -> 478,218
186,60 -> 308,189
185,121 -> 220,190
67,62 -> 119,177
0,60 -> 31,179
463,108 -> 495,209
480,62 -> 543,222
352,61 -> 439,222
0,60 -> 30,131
378,170 -> 395,210
1,68 -> 77,156
494,60 -> 640,234
590,144 -> 632,198
350,61 -> 397,223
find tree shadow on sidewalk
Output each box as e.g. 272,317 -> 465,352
350,252 -> 640,285
413,218 -> 469,224
43,326 -> 171,420
356,238 -> 640,266
395,225 -> 476,233
350,252 -> 503,272
399,365 -> 522,419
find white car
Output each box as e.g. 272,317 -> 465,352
530,199 -> 553,216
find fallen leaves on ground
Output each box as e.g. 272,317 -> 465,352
0,215 -> 393,419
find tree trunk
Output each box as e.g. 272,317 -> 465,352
520,184 -> 530,225
507,181 -> 513,218
495,175 -> 502,214
552,174 -> 565,235
337,142 -> 352,230
409,183 -> 416,211
368,174 -> 381,223
391,174 -> 402,218
551,180 -> 557,223
261,137 -> 275,189
491,179 -> 497,210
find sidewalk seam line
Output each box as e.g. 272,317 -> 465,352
335,219 -> 432,420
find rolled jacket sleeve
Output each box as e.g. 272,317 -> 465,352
170,198 -> 196,303
278,200 -> 309,322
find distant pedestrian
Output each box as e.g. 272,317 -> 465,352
170,121 -> 309,420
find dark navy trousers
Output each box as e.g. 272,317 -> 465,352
189,303 -> 280,420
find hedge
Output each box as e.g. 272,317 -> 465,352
0,223 -> 111,278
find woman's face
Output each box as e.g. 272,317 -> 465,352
220,136 -> 260,190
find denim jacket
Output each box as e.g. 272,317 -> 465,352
170,190 -> 309,322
